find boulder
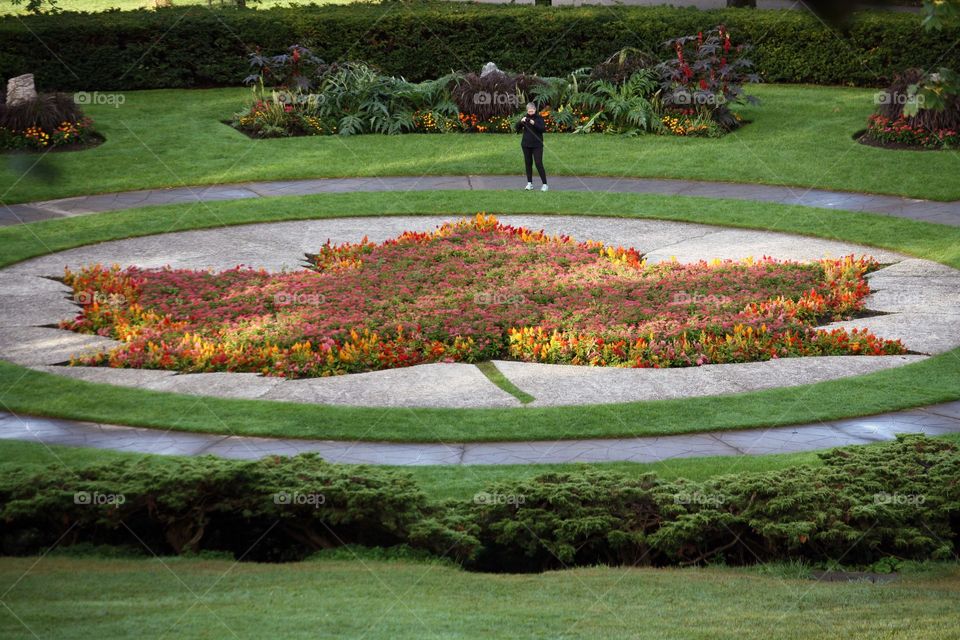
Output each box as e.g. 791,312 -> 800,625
6,74 -> 37,106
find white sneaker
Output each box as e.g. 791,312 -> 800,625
541,184 -> 549,192
524,182 -> 534,191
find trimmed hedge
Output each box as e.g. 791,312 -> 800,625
1,435 -> 958,571
1,4 -> 957,91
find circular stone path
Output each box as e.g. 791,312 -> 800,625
2,403 -> 959,465
1,215 -> 958,409
3,175 -> 959,226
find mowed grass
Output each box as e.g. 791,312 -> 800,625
1,190 -> 958,442
0,555 -> 958,639
2,84 -> 959,204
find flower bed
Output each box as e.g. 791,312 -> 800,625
862,113 -> 959,150
59,215 -> 905,378
0,92 -> 101,152
0,117 -> 98,151
231,28 -> 755,140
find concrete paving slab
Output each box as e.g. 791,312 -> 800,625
0,273 -> 71,295
868,258 -> 960,279
204,436 -> 465,465
261,363 -> 521,408
643,228 -> 908,264
34,365 -> 178,387
0,326 -> 118,366
140,371 -> 283,400
921,401 -> 960,420
715,425 -> 876,455
461,433 -> 740,465
491,355 -> 927,407
820,312 -> 960,355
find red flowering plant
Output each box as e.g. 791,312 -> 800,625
244,44 -> 327,92
866,113 -> 959,148
865,68 -> 960,149
658,25 -> 760,131
60,215 -> 904,378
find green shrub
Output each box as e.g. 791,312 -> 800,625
0,454 -> 466,561
466,435 -> 960,571
1,5 -> 957,91
1,436 -> 956,571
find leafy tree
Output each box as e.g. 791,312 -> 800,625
904,0 -> 960,115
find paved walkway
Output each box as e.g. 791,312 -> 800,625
2,402 -> 959,465
4,175 -> 959,226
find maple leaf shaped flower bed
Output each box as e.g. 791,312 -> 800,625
59,214 -> 905,378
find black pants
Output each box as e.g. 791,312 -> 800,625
522,146 -> 547,184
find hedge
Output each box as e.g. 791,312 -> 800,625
0,4 -> 957,91
2,435 -> 958,571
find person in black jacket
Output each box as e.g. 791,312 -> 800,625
516,102 -> 548,192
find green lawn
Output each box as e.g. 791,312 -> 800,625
0,555 -> 957,639
3,84 -> 959,204
1,190 -> 958,442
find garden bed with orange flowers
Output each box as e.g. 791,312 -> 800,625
58,215 -> 905,378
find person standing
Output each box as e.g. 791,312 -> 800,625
516,103 -> 548,191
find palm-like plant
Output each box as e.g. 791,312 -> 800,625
529,71 -> 588,130
573,70 -> 662,135
296,63 -> 461,135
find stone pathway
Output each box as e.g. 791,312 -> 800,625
2,402 -> 958,465
3,176 -> 959,226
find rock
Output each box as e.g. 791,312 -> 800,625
480,62 -> 500,77
6,74 -> 37,106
